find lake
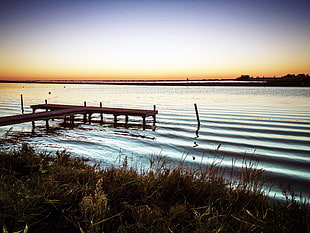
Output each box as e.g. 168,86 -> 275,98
0,83 -> 310,200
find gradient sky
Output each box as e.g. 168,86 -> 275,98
0,0 -> 309,80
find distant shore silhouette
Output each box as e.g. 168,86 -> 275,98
1,74 -> 309,86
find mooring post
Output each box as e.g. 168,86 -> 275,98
153,105 -> 156,125
20,94 -> 24,114
45,99 -> 48,112
88,113 -> 92,124
194,103 -> 201,137
100,102 -> 103,124
142,116 -> 146,130
32,121 -> 35,133
83,101 -> 87,123
70,114 -> 74,125
31,101 -> 35,130
114,114 -> 118,127
194,103 -> 200,126
125,115 -> 129,125
46,119 -> 49,133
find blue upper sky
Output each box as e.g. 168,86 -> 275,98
1,0 -> 309,80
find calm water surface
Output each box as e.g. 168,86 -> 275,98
1,83 -> 310,200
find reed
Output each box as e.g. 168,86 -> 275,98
0,144 -> 309,233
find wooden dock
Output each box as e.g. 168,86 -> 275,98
0,103 -> 158,130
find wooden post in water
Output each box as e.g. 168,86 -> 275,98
46,118 -> 49,133
142,116 -> 146,130
32,121 -> 35,133
194,103 -> 200,137
69,114 -> 74,128
46,119 -> 49,131
45,99 -> 49,130
153,105 -> 156,125
114,114 -> 118,127
20,94 -> 24,114
83,101 -> 87,123
31,99 -> 35,129
88,113 -> 92,124
45,99 -> 48,112
70,114 -> 74,124
194,103 -> 200,124
100,102 -> 103,124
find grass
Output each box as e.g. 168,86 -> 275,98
0,144 -> 309,233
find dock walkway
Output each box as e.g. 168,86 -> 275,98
0,103 -> 158,130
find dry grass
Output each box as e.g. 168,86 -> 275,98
0,144 -> 309,233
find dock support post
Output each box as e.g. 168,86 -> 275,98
20,94 -> 24,114
100,102 -> 103,124
46,120 -> 49,133
32,121 -> 35,133
142,116 -> 146,130
194,103 -> 200,137
88,113 -> 92,124
83,101 -> 87,123
70,114 -> 74,126
31,106 -> 35,132
153,105 -> 156,125
125,115 -> 128,125
44,99 -> 48,113
114,114 -> 117,127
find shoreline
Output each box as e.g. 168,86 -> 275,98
0,144 -> 309,232
1,79 -> 310,87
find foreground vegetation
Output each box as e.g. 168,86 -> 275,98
0,144 -> 309,233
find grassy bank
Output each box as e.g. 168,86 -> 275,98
0,144 -> 309,233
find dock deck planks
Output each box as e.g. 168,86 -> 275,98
31,104 -> 158,117
0,104 -> 158,130
0,108 -> 86,126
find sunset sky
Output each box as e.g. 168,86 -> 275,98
0,0 -> 309,80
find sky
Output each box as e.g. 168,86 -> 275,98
0,0 -> 309,80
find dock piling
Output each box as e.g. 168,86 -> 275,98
142,116 -> 146,130
88,113 -> 92,124
194,103 -> 201,137
70,114 -> 74,125
100,102 -> 103,123
46,119 -> 49,133
32,121 -> 35,133
20,94 -> 24,114
83,101 -> 87,123
114,114 -> 118,126
153,105 -> 156,125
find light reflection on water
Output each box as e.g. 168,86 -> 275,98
0,83 -> 310,200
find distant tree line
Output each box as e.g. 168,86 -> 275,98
236,74 -> 309,81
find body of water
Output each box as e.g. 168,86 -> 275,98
1,83 -> 310,200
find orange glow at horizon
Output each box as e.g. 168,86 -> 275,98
0,1 -> 309,81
